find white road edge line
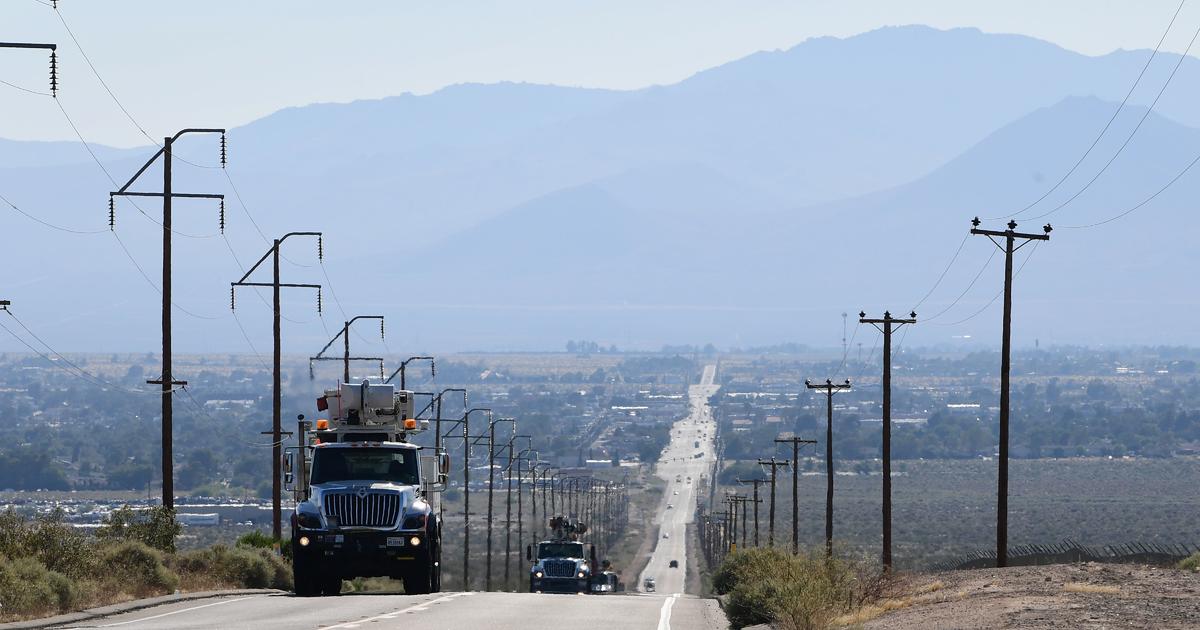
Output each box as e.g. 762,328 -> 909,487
320,592 -> 470,629
95,596 -> 255,627
656,593 -> 678,630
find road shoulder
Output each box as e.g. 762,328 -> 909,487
0,589 -> 281,630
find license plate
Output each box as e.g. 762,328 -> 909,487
387,537 -> 405,547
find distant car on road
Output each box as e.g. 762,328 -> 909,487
666,504 -> 674,509
643,577 -> 656,592
662,532 -> 669,539
673,490 -> 679,495
669,560 -> 679,568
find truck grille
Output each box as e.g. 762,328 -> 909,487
543,559 -> 577,578
323,492 -> 400,527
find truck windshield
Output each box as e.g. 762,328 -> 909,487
538,542 -> 585,559
310,448 -> 419,485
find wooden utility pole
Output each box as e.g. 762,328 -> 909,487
970,217 -> 1051,568
112,129 -> 226,512
309,315 -> 384,383
231,233 -> 323,539
807,378 -> 851,556
736,477 -> 767,547
775,436 -> 816,554
757,457 -> 789,547
859,310 -> 916,570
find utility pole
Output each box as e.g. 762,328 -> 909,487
807,378 -> 851,556
309,315 -> 384,383
385,355 -> 435,390
859,310 -> 916,570
459,408 -> 492,591
757,458 -> 789,547
736,477 -> 767,546
775,436 -> 816,554
971,217 -> 1051,568
112,128 -> 225,512
468,417 -> 514,591
0,41 -> 58,97
231,233 -> 323,539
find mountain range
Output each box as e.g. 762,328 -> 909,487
1,25 -> 1198,353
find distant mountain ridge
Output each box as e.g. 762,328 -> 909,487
1,25 -> 1198,351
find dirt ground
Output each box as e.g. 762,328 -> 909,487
862,563 -> 1200,629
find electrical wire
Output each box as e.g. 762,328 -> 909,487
1060,149 -> 1200,229
1,310 -> 177,395
910,233 -> 969,311
921,248 -> 997,322
108,231 -> 223,320
930,242 -> 1042,327
0,77 -> 51,97
832,321 -> 860,379
1,190 -> 107,234
1023,17 -> 1200,222
997,0 -> 1189,220
179,386 -> 285,447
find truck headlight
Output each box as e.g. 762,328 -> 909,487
577,571 -> 586,578
409,536 -> 421,547
298,536 -> 310,547
534,571 -> 543,578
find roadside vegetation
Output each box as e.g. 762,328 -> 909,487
1178,552 -> 1200,572
712,547 -> 885,630
0,507 -> 290,622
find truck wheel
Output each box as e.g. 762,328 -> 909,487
293,563 -> 320,597
403,569 -> 432,595
320,576 -> 342,596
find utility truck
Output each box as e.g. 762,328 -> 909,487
527,516 -> 597,594
285,380 -> 448,596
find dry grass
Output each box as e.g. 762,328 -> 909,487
1064,582 -> 1122,595
831,579 -> 946,626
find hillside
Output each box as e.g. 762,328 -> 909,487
3,26 -> 1200,350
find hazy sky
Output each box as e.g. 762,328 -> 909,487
2,1 -> 1199,147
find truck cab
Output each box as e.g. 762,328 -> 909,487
527,516 -> 596,594
286,380 -> 448,597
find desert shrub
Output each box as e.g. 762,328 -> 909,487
235,530 -> 292,562
96,541 -> 178,597
1179,552 -> 1200,572
173,545 -> 290,590
96,506 -> 181,553
0,556 -> 82,618
0,509 -> 94,579
712,547 -> 885,630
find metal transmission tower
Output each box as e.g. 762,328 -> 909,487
110,129 -> 226,512
970,217 -> 1051,568
806,379 -> 851,557
859,310 -> 916,570
756,457 -> 789,547
0,41 -> 58,96
231,232 -> 323,539
775,436 -> 816,554
735,477 -> 767,546
309,315 -> 385,382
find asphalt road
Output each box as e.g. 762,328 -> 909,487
49,591 -> 727,630
637,364 -> 719,596
47,365 -> 727,630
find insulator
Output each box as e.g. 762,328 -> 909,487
230,286 -> 236,311
317,235 -> 324,261
220,134 -> 227,168
430,360 -> 436,377
108,196 -> 115,230
219,199 -> 225,234
316,288 -> 323,314
49,51 -> 58,98
380,320 -> 385,340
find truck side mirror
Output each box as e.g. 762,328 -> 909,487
526,545 -> 532,561
439,452 -> 451,476
283,449 -> 296,490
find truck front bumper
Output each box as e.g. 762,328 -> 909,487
530,576 -> 589,593
294,530 -> 427,578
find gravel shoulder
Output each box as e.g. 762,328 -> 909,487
862,563 -> 1200,629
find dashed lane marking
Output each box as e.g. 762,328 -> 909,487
656,594 -> 678,630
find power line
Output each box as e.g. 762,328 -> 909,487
1060,151 -> 1200,229
1,190 -> 107,234
999,0 -> 1189,220
1024,16 -> 1200,222
0,77 -> 51,96
930,241 -> 1041,327
910,233 -> 969,311
921,248 -> 997,322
